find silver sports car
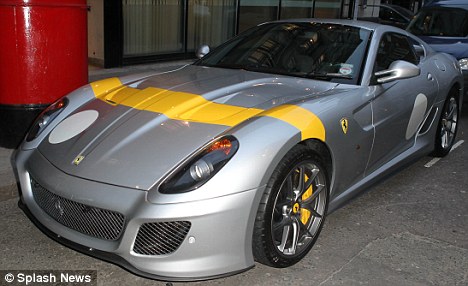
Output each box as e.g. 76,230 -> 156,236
15,19 -> 463,281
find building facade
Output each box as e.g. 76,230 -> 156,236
88,0 -> 423,68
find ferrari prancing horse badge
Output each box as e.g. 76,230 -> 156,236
340,118 -> 349,134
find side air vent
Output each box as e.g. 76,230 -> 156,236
419,106 -> 438,136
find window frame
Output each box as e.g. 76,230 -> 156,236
371,32 -> 420,85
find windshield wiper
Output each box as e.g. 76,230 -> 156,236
209,63 -> 250,70
306,71 -> 353,80
212,64 -> 283,75
204,63 -> 354,81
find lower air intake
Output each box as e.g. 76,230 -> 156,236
31,177 -> 125,241
133,221 -> 191,255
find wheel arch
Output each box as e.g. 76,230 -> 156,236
431,82 -> 461,157
301,139 -> 333,184
447,81 -> 462,99
451,81 -> 463,107
257,137 -> 333,192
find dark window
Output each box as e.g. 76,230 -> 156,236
407,7 -> 468,37
375,33 -> 419,73
379,7 -> 405,23
408,37 -> 426,60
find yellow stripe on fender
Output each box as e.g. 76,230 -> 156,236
90,78 -> 325,141
260,105 -> 326,141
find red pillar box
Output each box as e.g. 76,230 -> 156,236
0,0 -> 88,148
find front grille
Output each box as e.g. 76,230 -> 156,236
31,178 -> 125,241
133,221 -> 191,255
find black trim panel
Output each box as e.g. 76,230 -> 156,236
122,53 -> 195,66
103,0 -> 123,68
0,104 -> 47,149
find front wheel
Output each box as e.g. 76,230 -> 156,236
432,92 -> 459,157
253,145 -> 329,268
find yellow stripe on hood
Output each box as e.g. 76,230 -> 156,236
90,78 -> 325,141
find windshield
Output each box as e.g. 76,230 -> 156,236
195,22 -> 372,84
407,7 -> 468,37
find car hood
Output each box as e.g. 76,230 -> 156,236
418,36 -> 468,59
39,65 -> 339,190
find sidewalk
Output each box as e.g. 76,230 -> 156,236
0,147 -> 16,201
0,59 -> 195,201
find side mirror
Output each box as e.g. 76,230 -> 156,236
196,45 -> 210,59
375,60 -> 420,84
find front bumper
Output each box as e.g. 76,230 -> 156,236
15,149 -> 261,281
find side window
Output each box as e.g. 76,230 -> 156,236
380,7 -> 405,23
379,7 -> 392,21
409,37 -> 426,60
375,33 -> 419,72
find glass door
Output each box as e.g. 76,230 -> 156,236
187,0 -> 237,50
122,0 -> 185,56
238,0 -> 280,33
314,0 -> 341,18
280,0 -> 314,19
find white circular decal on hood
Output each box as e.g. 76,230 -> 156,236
49,110 -> 99,144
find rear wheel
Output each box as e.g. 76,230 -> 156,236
432,91 -> 459,157
253,145 -> 329,267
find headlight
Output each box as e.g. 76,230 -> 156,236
458,58 -> 468,70
159,136 -> 239,194
26,97 -> 68,142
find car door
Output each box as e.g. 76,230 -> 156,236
366,32 -> 438,174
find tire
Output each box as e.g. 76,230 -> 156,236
253,144 -> 329,268
432,91 -> 459,157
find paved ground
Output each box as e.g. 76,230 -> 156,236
0,67 -> 466,285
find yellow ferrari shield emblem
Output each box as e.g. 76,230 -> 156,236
340,118 -> 349,134
293,203 -> 300,214
73,155 -> 85,166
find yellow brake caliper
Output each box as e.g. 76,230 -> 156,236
300,174 -> 313,225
